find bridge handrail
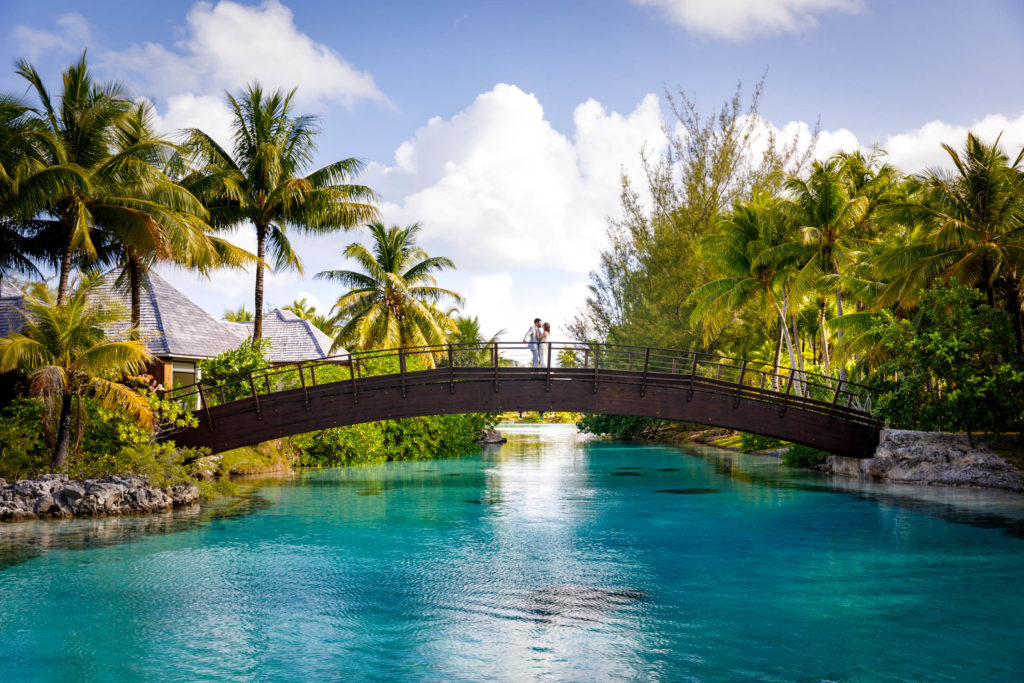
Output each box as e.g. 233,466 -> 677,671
158,341 -> 877,435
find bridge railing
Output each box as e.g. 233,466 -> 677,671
160,341 -> 876,434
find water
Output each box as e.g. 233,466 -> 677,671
2,425 -> 1024,681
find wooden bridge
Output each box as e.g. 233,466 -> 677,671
160,341 -> 882,458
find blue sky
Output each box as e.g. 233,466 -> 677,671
3,0 -> 1024,341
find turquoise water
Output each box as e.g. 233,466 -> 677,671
2,425 -> 1024,681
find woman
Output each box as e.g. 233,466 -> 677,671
537,322 -> 551,365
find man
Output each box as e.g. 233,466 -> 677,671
523,318 -> 542,368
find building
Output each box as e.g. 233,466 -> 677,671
0,272 -> 345,390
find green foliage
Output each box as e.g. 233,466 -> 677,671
781,444 -> 830,468
871,281 -> 1024,434
0,398 -> 48,479
575,413 -> 667,439
294,413 -> 492,467
66,441 -> 203,487
199,339 -> 272,400
739,432 -> 783,451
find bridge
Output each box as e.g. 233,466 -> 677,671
161,342 -> 882,458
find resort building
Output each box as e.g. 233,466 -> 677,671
0,273 -> 343,390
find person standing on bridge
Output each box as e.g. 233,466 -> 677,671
524,318 -> 542,368
537,322 -> 551,365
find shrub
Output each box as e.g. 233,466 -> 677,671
0,398 -> 49,479
781,444 -> 830,468
199,339 -> 273,401
740,432 -> 783,452
575,413 -> 668,438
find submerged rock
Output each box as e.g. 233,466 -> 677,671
0,475 -> 199,522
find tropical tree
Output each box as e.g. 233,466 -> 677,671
7,55 -> 211,305
317,222 -> 463,355
222,305 -> 254,322
0,278 -> 153,469
0,94 -> 46,277
87,101 -> 253,334
184,83 -> 379,342
283,297 -> 334,335
877,133 -> 1024,350
447,314 -> 505,365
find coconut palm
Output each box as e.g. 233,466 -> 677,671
0,94 -> 47,277
317,222 -> 463,355
184,83 -> 379,342
7,55 -> 213,305
689,195 -> 803,381
876,133 -> 1024,349
0,278 -> 153,469
222,305 -> 254,322
448,314 -> 506,366
283,297 -> 334,335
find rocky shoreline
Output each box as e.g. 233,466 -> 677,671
823,429 -> 1024,492
0,474 -> 199,522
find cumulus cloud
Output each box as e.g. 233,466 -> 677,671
631,0 -> 862,39
13,13 -> 91,60
364,84 -> 666,274
102,0 -> 388,110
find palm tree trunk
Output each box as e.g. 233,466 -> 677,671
1006,278 -> 1024,356
834,285 -> 847,382
819,299 -> 830,373
128,256 -> 142,340
57,224 -> 75,305
253,225 -> 266,342
773,322 -> 783,390
52,393 -> 73,470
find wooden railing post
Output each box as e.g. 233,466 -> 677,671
197,384 -> 213,431
640,347 -> 650,397
350,358 -> 360,404
299,362 -> 310,411
448,344 -> 455,394
827,379 -> 844,426
733,359 -> 747,408
492,343 -> 500,393
545,343 -> 553,392
249,373 -> 262,420
219,385 -> 226,406
592,346 -> 600,393
584,348 -> 590,369
265,374 -> 271,394
310,365 -> 317,386
778,371 -> 794,418
399,348 -> 407,398
687,353 -> 698,402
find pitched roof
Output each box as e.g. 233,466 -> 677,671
94,271 -> 247,359
0,279 -> 24,339
228,309 -> 345,363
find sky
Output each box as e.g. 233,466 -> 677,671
3,0 -> 1024,342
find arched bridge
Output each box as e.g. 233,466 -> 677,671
161,342 -> 881,458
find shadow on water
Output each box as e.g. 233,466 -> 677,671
698,448 -> 1024,539
0,481 -> 275,571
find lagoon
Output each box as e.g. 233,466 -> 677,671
2,424 -> 1023,681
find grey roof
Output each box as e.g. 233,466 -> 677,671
94,271 -> 247,359
229,309 -> 344,363
0,279 -> 24,339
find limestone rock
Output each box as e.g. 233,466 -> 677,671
478,428 -> 507,445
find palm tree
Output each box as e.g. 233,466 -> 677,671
783,157 -> 870,376
184,83 -> 379,342
0,278 -> 154,469
877,133 -> 1024,350
89,101 -> 253,335
0,94 -> 47,278
317,222 -> 463,355
223,305 -> 254,322
283,297 -> 334,335
8,55 -> 211,305
449,314 -> 505,365
689,195 -> 803,382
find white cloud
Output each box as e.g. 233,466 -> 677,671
364,84 -> 666,274
883,112 -> 1024,173
13,13 -> 91,60
102,0 -> 388,110
147,93 -> 235,147
631,0 -> 862,39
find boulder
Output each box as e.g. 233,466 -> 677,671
478,428 -> 508,445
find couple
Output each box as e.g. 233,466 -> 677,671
523,318 -> 551,368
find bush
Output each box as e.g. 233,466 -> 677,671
293,413 -> 493,467
781,444 -> 830,468
0,398 -> 48,479
871,281 -> 1024,436
740,432 -> 783,452
575,413 -> 668,438
199,339 -> 273,401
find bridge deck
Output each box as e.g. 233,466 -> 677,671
161,342 -> 881,458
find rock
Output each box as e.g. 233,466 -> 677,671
478,428 -> 507,445
824,429 -> 1024,492
33,495 -> 60,516
61,483 -> 86,501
